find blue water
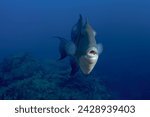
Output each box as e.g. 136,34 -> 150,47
0,0 -> 150,99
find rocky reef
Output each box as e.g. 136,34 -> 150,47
0,53 -> 112,99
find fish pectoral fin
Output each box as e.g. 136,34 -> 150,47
97,43 -> 103,55
54,36 -> 76,60
65,40 -> 76,56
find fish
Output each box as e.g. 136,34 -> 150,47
55,15 -> 103,75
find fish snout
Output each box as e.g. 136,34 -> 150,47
87,47 -> 98,57
86,47 -> 99,64
79,47 -> 99,75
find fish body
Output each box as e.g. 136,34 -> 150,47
57,15 -> 103,75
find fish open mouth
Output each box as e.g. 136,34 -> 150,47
86,47 -> 98,58
89,50 -> 97,55
82,47 -> 99,65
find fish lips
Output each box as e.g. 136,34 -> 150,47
79,52 -> 99,75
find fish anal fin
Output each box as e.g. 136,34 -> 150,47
70,58 -> 79,76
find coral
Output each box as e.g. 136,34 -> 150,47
0,53 -> 112,99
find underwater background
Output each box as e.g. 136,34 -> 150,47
0,0 -> 150,99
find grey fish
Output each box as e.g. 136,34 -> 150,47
56,15 -> 103,75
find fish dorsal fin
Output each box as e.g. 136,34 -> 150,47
82,18 -> 93,32
71,14 -> 83,42
81,18 -> 94,38
85,17 -> 89,25
84,17 -> 90,28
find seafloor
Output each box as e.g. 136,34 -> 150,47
0,53 -> 112,100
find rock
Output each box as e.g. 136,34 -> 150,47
0,53 -> 112,99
